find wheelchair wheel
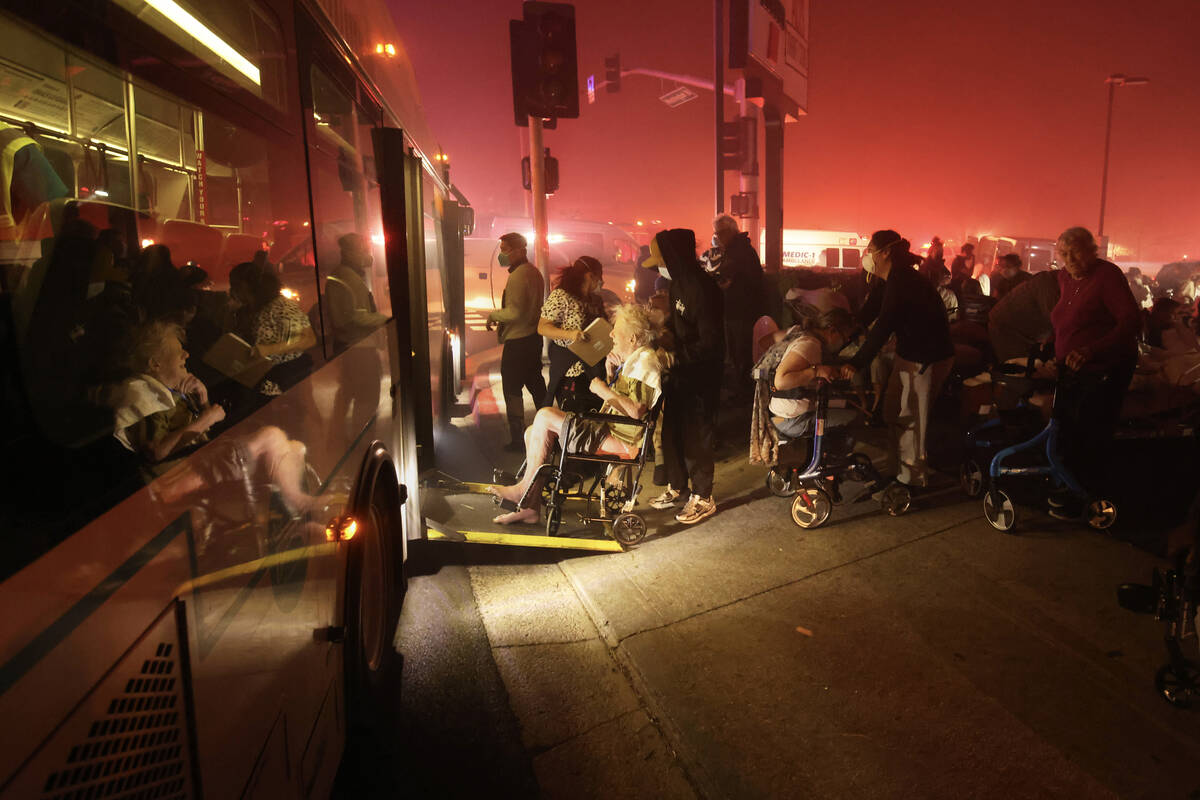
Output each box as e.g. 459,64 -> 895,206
545,504 -> 562,537
791,486 -> 832,529
766,469 -> 796,498
612,513 -> 647,546
1155,660 -> 1200,709
1085,499 -> 1118,531
959,459 -> 985,499
984,489 -> 1017,532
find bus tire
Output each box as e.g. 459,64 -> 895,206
343,464 -> 406,737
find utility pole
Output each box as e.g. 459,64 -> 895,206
528,115 -> 550,286
1098,72 -> 1149,238
1098,79 -> 1115,238
713,0 -> 724,216
736,77 -> 759,248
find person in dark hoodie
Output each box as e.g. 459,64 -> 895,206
713,214 -> 766,400
641,229 -> 724,524
840,230 -> 954,490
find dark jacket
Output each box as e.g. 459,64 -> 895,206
658,228 -> 724,368
718,231 -> 765,320
850,262 -> 954,369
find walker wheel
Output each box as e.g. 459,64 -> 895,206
879,483 -> 912,516
984,489 -> 1017,532
545,505 -> 562,537
766,469 -> 796,498
1155,660 -> 1200,709
612,513 -> 647,546
791,486 -> 832,529
1086,499 -> 1118,531
959,459 -> 985,499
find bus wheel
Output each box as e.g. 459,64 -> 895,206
343,472 -> 406,737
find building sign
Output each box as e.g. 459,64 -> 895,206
745,0 -> 809,118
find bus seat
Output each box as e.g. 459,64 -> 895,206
160,219 -> 223,280
220,233 -> 266,279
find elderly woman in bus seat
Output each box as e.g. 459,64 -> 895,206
488,303 -> 666,524
107,319 -> 313,513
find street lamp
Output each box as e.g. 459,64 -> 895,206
1098,73 -> 1149,237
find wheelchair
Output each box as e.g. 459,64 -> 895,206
495,396 -> 664,547
765,378 -> 912,529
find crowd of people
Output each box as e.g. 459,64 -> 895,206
486,217 -> 1190,531
12,214 -> 396,519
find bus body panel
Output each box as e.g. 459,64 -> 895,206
0,0 -> 462,793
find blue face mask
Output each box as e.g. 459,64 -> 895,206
497,252 -> 511,268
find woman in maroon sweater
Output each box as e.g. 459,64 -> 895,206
1048,226 -> 1141,516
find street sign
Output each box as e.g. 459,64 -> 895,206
658,85 -> 698,108
587,74 -> 595,104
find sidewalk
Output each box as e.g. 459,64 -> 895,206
450,360 -> 1200,798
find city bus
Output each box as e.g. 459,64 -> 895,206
0,0 -> 468,797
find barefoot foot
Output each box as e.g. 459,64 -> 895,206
487,484 -> 526,506
493,507 -> 539,525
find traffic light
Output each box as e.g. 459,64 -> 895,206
510,2 -> 579,125
521,148 -> 560,194
604,54 -> 621,93
720,116 -> 757,175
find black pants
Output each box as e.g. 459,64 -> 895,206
1052,361 -> 1134,495
662,362 -> 720,498
501,334 -> 547,439
725,315 -> 755,395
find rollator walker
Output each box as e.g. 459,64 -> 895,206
765,378 -> 912,529
981,369 -> 1119,533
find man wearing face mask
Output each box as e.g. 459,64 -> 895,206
712,214 -> 765,401
488,232 -> 548,450
642,229 -> 725,524
841,230 -> 954,490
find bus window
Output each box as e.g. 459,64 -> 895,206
0,16 -> 317,578
306,64 -> 389,353
842,248 -> 861,270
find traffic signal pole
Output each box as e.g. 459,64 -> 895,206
714,0 -> 724,216
528,115 -> 551,287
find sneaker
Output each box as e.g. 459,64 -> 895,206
676,495 -> 716,524
649,488 -> 685,510
1047,490 -> 1072,509
1047,504 -> 1081,522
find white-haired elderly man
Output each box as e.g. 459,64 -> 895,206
712,214 -> 765,401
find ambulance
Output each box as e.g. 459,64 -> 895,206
762,229 -> 870,270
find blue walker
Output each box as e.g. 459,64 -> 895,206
982,372 -> 1119,533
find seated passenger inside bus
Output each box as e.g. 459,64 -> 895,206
488,304 -> 666,524
104,319 -> 313,513
105,319 -> 227,464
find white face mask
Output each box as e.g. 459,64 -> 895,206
862,251 -> 877,274
658,266 -> 671,280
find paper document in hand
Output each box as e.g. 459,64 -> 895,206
202,332 -> 273,388
568,318 -> 614,366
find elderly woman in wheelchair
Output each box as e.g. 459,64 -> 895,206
488,304 -> 666,534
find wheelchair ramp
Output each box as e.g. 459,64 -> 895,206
419,476 -> 626,553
